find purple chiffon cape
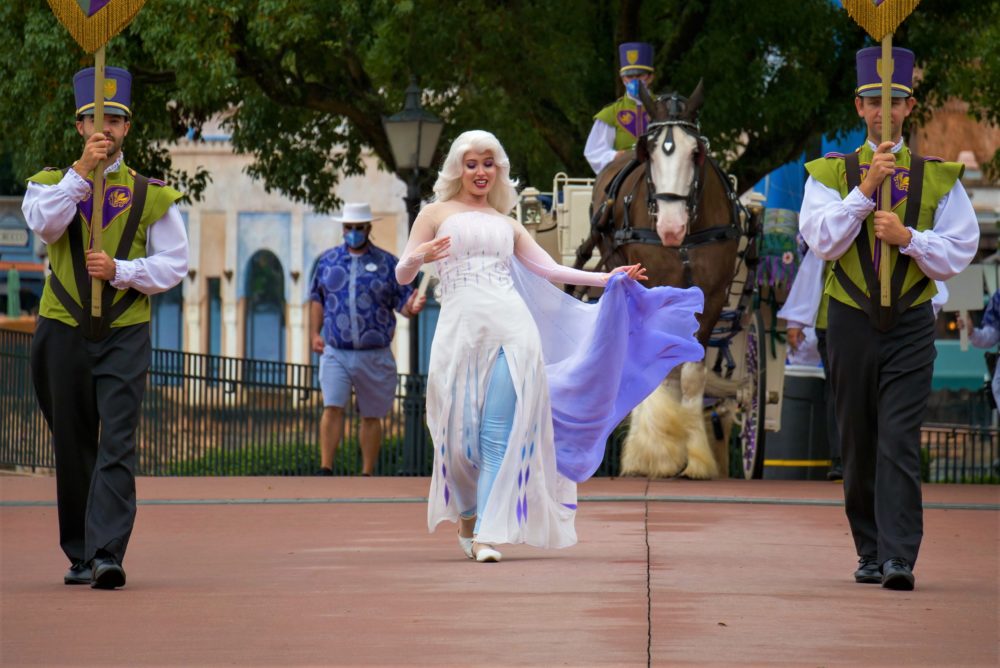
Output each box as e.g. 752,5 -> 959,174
509,261 -> 705,483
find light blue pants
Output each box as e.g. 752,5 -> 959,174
461,350 -> 517,535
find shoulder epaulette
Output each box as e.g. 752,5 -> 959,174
822,152 -> 846,159
43,166 -> 62,171
923,156 -> 944,162
127,167 -> 166,186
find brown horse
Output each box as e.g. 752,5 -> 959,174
580,82 -> 750,478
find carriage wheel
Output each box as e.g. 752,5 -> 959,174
738,310 -> 767,479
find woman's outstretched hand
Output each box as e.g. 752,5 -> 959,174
606,263 -> 647,284
414,236 -> 451,263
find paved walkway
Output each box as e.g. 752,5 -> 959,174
1,475 -> 997,667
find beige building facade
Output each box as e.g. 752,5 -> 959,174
167,130 -> 414,369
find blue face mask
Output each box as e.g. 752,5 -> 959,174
344,229 -> 368,249
625,79 -> 642,101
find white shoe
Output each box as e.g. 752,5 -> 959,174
473,543 -> 502,563
458,534 -> 474,560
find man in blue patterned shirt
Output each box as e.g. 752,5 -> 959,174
310,202 -> 426,475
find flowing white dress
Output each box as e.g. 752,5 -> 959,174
425,211 -> 578,548
422,211 -> 705,549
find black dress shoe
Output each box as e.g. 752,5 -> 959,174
316,467 -> 333,476
853,555 -> 881,584
91,556 -> 126,590
64,561 -> 92,585
881,558 -> 915,591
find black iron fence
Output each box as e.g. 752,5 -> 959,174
0,329 -> 432,476
1,328 -> 995,482
922,424 -> 1000,484
0,329 -> 48,469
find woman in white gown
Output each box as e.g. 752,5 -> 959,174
396,130 -> 704,562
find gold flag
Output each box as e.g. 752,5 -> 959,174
47,0 -> 147,54
842,0 -> 921,41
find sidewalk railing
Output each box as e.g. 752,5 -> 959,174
1,328 -> 996,482
0,329 -> 429,476
922,424 -> 1000,484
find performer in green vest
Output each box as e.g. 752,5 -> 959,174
799,46 -> 978,591
584,42 -> 655,174
22,66 -> 188,589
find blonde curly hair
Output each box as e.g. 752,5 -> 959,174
432,130 -> 519,214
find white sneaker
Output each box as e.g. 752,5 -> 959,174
458,533 -> 474,559
473,543 -> 502,563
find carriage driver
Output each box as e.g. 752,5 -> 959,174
584,42 -> 655,175
798,46 -> 978,591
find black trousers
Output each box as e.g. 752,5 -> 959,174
30,317 -> 151,565
815,329 -> 841,463
826,299 -> 935,566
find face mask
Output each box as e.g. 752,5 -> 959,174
626,79 -> 642,101
344,229 -> 368,249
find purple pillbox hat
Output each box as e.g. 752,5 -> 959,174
619,42 -> 655,76
856,46 -> 914,98
73,66 -> 132,117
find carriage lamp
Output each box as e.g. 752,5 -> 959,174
382,77 -> 444,476
519,187 -> 544,228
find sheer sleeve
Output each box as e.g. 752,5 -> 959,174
513,222 -> 608,288
395,212 -> 436,285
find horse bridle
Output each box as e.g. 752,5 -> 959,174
642,116 -> 709,232
598,98 -> 745,288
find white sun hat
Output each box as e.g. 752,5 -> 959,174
333,202 -> 380,223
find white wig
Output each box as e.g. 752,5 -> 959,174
432,130 -> 519,214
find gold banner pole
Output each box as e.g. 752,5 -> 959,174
90,47 -> 106,318
878,35 -> 893,307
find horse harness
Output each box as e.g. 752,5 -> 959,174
583,112 -> 745,287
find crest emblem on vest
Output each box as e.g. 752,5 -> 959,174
860,162 -> 911,209
108,189 -> 130,208
894,171 -> 909,192
616,108 -> 648,138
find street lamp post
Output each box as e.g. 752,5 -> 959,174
383,77 -> 443,475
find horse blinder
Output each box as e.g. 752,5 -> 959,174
636,135 -> 649,162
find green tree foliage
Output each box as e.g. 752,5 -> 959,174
1,0 -> 996,206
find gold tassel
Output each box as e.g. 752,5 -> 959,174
842,0 -> 921,41
47,0 -> 147,54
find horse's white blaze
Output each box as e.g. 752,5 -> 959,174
648,127 -> 699,247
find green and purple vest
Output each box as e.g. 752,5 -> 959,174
28,161 -> 181,330
805,143 -> 963,329
594,97 -> 651,151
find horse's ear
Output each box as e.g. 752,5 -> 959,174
636,135 -> 649,163
685,79 -> 705,119
638,81 -> 660,119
